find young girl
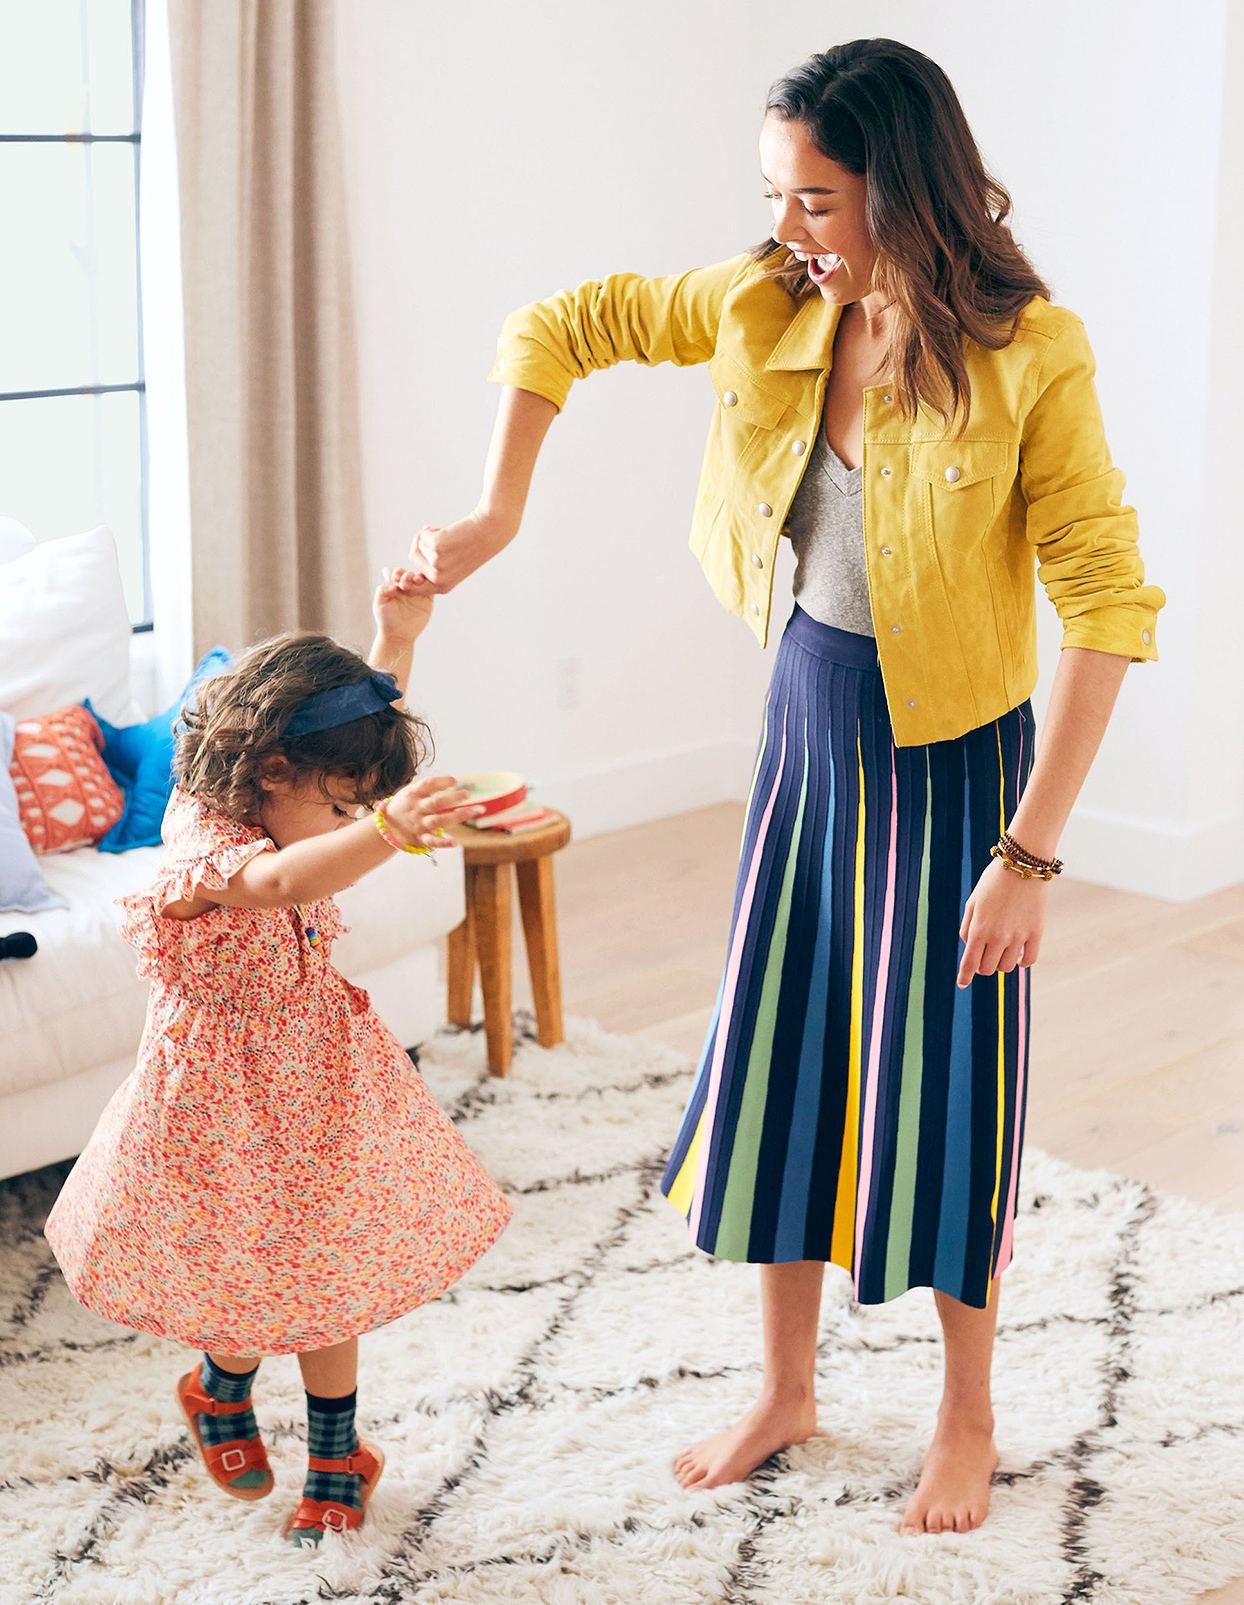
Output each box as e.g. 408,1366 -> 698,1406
45,568 -> 511,1548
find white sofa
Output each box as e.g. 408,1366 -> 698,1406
0,842 -> 464,1181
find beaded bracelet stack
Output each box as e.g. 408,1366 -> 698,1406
374,797 -> 436,858
989,830 -> 1064,882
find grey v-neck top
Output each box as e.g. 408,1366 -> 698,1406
785,425 -> 876,639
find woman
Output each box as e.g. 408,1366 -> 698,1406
408,40 -> 1164,1536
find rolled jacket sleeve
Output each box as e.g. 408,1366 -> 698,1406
488,254 -> 748,411
1020,313 -> 1164,661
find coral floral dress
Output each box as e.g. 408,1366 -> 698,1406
45,789 -> 511,1355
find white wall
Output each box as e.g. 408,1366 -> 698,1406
335,0 -> 768,835
336,0 -> 1240,897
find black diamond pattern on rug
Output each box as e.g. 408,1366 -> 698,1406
3,1018 -> 1244,1605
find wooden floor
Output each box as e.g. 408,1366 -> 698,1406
485,801 -> 1244,1605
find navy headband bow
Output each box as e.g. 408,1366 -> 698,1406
281,671 -> 401,737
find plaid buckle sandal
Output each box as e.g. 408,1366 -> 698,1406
285,1441 -> 385,1548
176,1369 -> 274,1501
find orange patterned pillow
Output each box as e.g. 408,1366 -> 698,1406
8,705 -> 126,853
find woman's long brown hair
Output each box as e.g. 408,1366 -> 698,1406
756,40 -> 1051,429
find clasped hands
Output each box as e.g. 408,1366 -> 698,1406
407,512 -> 516,595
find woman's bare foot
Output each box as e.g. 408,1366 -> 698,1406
673,1391 -> 817,1490
899,1411 -> 998,1535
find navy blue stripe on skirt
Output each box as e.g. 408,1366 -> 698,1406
661,605 -> 1036,1309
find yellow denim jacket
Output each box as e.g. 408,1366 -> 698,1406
490,252 -> 1164,747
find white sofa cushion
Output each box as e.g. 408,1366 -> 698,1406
0,845 -> 161,1101
0,841 -> 464,1103
333,848 -> 465,976
0,525 -> 141,725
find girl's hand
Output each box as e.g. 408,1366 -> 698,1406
383,774 -> 484,848
956,856 -> 1049,988
409,509 -> 517,594
373,566 -> 433,645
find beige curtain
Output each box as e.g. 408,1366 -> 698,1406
168,0 -> 371,657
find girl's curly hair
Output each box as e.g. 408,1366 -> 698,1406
175,632 -> 432,825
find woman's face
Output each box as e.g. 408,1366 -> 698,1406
759,114 -> 876,304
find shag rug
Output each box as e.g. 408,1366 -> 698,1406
4,1017 -> 1244,1605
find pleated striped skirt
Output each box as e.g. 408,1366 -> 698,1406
661,605 -> 1036,1310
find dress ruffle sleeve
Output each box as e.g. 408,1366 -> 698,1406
118,790 -> 281,987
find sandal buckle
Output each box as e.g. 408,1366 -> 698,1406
220,1447 -> 247,1473
321,1505 -> 349,1531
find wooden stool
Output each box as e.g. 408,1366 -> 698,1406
445,811 -> 572,1076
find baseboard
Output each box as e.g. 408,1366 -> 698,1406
1058,807 -> 1244,901
529,738 -> 757,841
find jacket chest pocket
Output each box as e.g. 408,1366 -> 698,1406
708,354 -> 787,474
908,439 -> 1015,544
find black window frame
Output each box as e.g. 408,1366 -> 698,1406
0,0 -> 151,632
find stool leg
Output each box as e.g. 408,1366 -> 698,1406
472,862 -> 513,1076
516,854 -> 563,1049
446,911 -> 476,1027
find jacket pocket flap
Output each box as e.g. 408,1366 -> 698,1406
909,440 -> 1012,488
707,356 -> 787,429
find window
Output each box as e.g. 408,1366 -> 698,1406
0,0 -> 149,628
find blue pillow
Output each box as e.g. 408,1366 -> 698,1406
89,646 -> 232,853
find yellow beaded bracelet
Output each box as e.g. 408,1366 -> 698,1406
374,799 -> 432,857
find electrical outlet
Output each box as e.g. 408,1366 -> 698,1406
555,657 -> 580,711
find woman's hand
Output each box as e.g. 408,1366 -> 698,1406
384,775 -> 483,849
372,565 -> 433,645
956,856 -> 1048,988
408,509 -> 518,594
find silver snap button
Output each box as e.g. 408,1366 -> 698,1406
907,699 -> 917,708
758,503 -> 773,517
880,546 -> 892,557
891,624 -> 902,634
792,439 -> 806,456
880,466 -> 892,478
752,554 -> 763,568
1142,629 -> 1151,645
883,393 -> 893,403
751,603 -> 760,616
722,391 -> 738,407
945,465 -> 961,483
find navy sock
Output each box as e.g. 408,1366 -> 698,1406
198,1354 -> 260,1449
304,1390 -> 362,1512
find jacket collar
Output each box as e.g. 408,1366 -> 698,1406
765,296 -> 843,372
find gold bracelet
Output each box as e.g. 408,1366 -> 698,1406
374,799 -> 431,856
991,846 -> 1050,881
990,843 -> 1059,881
